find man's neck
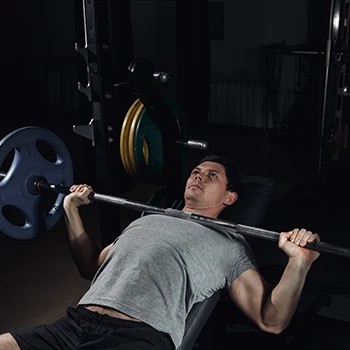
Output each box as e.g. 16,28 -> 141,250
182,205 -> 220,219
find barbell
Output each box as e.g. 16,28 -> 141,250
0,126 -> 350,259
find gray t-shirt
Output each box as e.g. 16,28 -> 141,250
78,214 -> 258,349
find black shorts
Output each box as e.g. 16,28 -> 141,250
10,306 -> 174,350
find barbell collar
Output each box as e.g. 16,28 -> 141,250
27,176 -> 47,195
176,140 -> 209,150
343,86 -> 349,98
153,71 -> 169,83
36,180 -> 71,195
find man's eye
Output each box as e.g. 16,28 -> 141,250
210,173 -> 217,178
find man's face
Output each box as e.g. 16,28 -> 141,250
184,161 -> 234,211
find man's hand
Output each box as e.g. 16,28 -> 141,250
279,228 -> 320,264
63,184 -> 94,209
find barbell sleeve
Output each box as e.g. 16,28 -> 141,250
34,181 -> 350,259
176,140 -> 209,150
152,71 -> 169,83
36,181 -> 71,195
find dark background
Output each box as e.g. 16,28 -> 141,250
1,0 -> 349,348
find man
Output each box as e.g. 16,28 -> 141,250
0,155 -> 320,350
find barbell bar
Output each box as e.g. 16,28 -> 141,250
0,127 -> 349,259
1,163 -> 350,258
1,170 -> 350,258
33,178 -> 350,259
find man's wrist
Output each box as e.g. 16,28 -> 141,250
63,198 -> 80,212
288,256 -> 312,271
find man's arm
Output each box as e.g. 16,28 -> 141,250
229,228 -> 320,334
63,184 -> 113,281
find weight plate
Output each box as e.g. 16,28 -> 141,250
166,97 -> 189,139
120,99 -> 142,179
134,107 -> 163,184
133,97 -> 189,184
0,127 -> 74,240
128,100 -> 146,179
171,199 -> 184,210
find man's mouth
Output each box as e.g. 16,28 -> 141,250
189,184 -> 203,190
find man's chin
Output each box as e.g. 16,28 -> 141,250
184,194 -> 200,203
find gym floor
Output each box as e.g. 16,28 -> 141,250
0,123 -> 349,349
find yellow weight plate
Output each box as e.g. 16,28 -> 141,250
126,99 -> 143,178
128,100 -> 145,178
120,101 -> 135,177
142,138 -> 149,166
176,118 -> 181,136
120,99 -> 142,178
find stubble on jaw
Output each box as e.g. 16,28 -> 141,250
184,186 -> 203,204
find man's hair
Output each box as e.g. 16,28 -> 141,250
197,155 -> 241,193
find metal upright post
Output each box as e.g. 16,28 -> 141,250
331,0 -> 350,162
318,0 -> 337,176
318,0 -> 350,175
74,0 -> 134,246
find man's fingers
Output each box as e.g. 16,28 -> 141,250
69,184 -> 92,193
295,229 -> 310,246
69,185 -> 94,204
298,231 -> 320,247
307,233 -> 320,244
283,228 -> 319,247
78,184 -> 88,192
290,228 -> 305,243
278,231 -> 292,248
289,228 -> 298,243
279,228 -> 321,262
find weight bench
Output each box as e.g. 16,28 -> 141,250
178,174 -> 276,350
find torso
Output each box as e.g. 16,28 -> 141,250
85,305 -> 141,322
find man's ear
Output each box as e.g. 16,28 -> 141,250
224,191 -> 238,206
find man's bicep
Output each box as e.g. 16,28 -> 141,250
97,243 -> 113,267
96,232 -> 124,267
228,269 -> 271,329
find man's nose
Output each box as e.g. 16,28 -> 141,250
194,173 -> 203,181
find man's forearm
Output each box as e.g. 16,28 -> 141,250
64,203 -> 101,280
261,257 -> 311,333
